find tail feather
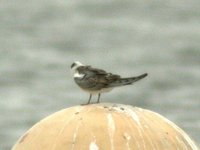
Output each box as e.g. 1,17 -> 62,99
108,73 -> 148,87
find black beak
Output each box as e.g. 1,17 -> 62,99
71,62 -> 76,68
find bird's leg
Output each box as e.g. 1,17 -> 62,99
97,93 -> 101,103
87,94 -> 92,104
81,94 -> 92,105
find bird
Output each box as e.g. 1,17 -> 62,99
71,61 -> 148,105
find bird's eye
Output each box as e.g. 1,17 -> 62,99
71,63 -> 76,68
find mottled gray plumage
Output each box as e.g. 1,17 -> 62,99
74,66 -> 120,91
71,61 -> 148,105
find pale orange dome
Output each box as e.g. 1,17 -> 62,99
12,103 -> 198,150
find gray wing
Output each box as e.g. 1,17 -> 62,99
75,66 -> 120,91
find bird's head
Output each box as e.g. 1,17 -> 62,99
71,61 -> 84,72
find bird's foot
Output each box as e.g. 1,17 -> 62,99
81,103 -> 90,106
81,102 -> 100,106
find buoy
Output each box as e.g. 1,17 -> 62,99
12,103 -> 198,150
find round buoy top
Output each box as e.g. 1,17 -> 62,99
12,103 -> 198,150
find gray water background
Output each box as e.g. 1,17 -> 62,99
0,0 -> 200,149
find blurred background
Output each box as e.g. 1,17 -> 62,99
1,0 -> 200,149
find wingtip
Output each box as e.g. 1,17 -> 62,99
142,73 -> 148,77
134,73 -> 148,81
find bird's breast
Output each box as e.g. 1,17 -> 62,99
74,72 -> 85,79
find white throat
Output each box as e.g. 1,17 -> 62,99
74,71 -> 85,78
71,61 -> 84,77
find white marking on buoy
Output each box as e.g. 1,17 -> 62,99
107,113 -> 115,150
71,122 -> 81,150
124,132 -> 131,150
128,110 -> 140,125
89,142 -> 99,150
111,106 -> 147,149
126,107 -> 148,149
116,106 -> 141,126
